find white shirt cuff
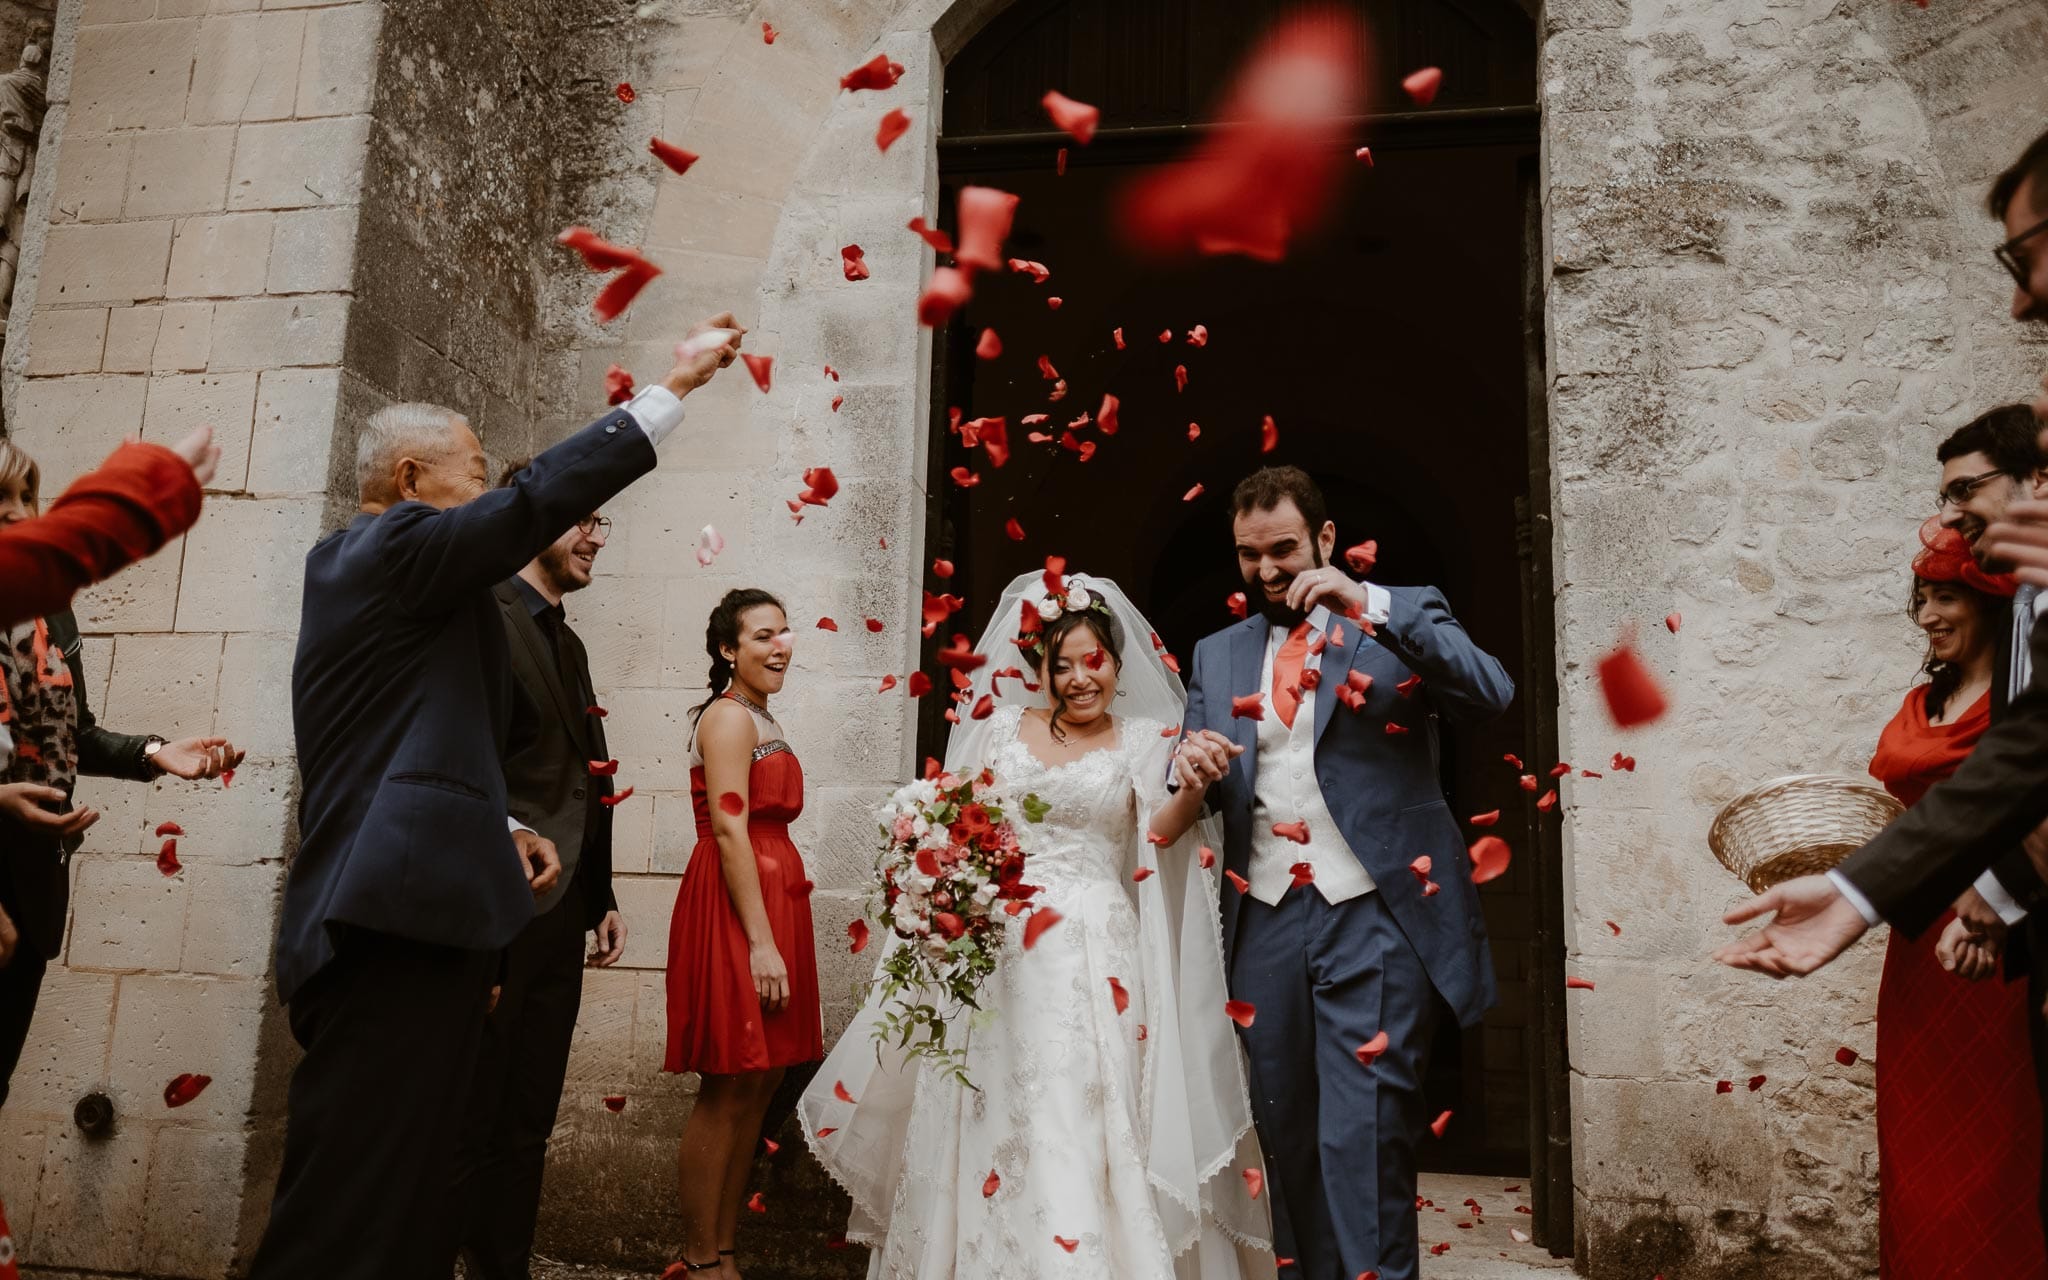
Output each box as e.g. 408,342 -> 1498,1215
1362,582 -> 1391,626
1973,868 -> 2031,926
621,384 -> 685,446
507,815 -> 536,836
1826,868 -> 1882,927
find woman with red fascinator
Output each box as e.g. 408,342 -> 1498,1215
1870,522 -> 2048,1278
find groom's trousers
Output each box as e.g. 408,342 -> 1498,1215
1231,887 -> 1446,1280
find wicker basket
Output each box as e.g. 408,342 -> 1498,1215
1708,774 -> 1905,894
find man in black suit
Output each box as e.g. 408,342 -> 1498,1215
249,313 -> 741,1280
453,465 -> 625,1280
1716,127 -> 2048,964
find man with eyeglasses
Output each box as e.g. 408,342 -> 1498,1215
1719,126 -> 2048,1232
453,480 -> 626,1280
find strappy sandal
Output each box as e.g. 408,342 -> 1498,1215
680,1259 -> 720,1273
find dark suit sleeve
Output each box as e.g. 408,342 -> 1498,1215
51,612 -> 155,782
1841,619 -> 2048,934
1372,587 -> 1516,725
377,410 -> 657,617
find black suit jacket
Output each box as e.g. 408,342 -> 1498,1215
276,408 -> 655,1003
1,610 -> 157,959
1841,606 -> 2048,935
494,579 -> 615,930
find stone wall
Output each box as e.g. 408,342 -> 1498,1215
0,0 -> 379,1274
1548,0 -> 2048,1276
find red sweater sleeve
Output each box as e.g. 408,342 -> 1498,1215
0,440 -> 204,628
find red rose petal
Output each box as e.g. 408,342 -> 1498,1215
156,838 -> 181,877
955,185 -> 1021,273
1402,66 -> 1444,106
163,1073 -> 212,1108
588,759 -> 621,776
1188,422 -> 1201,442
840,243 -> 869,282
603,1095 -> 627,1112
1355,1030 -> 1390,1066
970,694 -> 995,720
1288,861 -> 1315,888
746,1191 -> 766,1213
974,327 -> 1003,360
1225,1000 -> 1257,1028
1243,1168 -> 1264,1199
1469,835 -> 1511,884
1108,976 -> 1130,1013
1226,592 -> 1248,620
1023,907 -> 1064,950
907,671 -> 933,698
1187,324 -> 1209,347
1537,789 -> 1558,813
1114,326 -> 1126,349
1272,819 -> 1309,844
1835,1046 -> 1859,1066
949,465 -> 980,489
1395,674 -> 1423,698
761,20 -> 776,42
1046,296 -> 1063,311
615,82 -> 635,103
817,617 -> 839,632
593,259 -> 661,322
648,137 -> 699,175
799,465 -> 840,507
1175,363 -> 1189,393
1231,693 -> 1265,720
1597,640 -> 1669,727
1519,774 -> 1539,792
1054,1236 -> 1078,1253
1343,540 -> 1378,574
740,352 -> 774,393
220,769 -> 236,788
604,363 -> 636,406
936,634 -> 988,673
1005,518 -> 1026,541
1503,753 -> 1523,769
907,216 -> 954,254
1565,976 -> 1595,991
1260,415 -> 1278,453
1430,1110 -> 1453,1138
1355,146 -> 1374,166
154,821 -> 184,838
1132,867 -> 1156,883
1610,752 -> 1636,772
983,1169 -> 1002,1198
847,919 -> 870,954
599,787 -> 634,807
877,675 -> 898,693
1748,1074 -> 1767,1091
876,107 -> 911,152
1469,810 -> 1500,827
718,792 -> 745,816
1225,868 -> 1249,893
1200,846 -> 1216,869
586,704 -> 608,717
1409,855 -> 1433,883
839,52 -> 905,92
833,1080 -> 856,1103
557,225 -> 642,272
1097,393 -> 1121,435
1041,89 -> 1100,144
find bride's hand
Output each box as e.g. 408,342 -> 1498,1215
750,940 -> 790,1013
1175,731 -> 1239,789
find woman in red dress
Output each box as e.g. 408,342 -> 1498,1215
665,588 -> 822,1279
1870,525 -> 2047,1278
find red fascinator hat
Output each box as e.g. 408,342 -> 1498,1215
1914,518 -> 2018,598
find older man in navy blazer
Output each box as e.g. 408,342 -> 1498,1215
248,314 -> 743,1280
1175,466 -> 1514,1280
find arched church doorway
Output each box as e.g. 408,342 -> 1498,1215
920,0 -> 1569,1249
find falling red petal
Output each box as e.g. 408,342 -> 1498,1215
817,617 -> 840,632
1200,846 -> 1216,869
586,704 -> 608,717
1187,422 -> 1201,442
603,1095 -> 627,1112
154,821 -> 184,838
1469,810 -> 1500,827
1041,89 -> 1100,144
1355,146 -> 1374,166
1107,976 -> 1131,1013
975,328 -> 1003,359
1113,326 -> 1126,349
1187,324 -> 1209,347
907,216 -> 954,255
1835,1046 -> 1859,1066
604,363 -> 635,406
932,559 -> 955,578
588,758 -> 621,776
955,185 -> 1021,273
799,465 -> 840,506
1225,1000 -> 1257,1028
1597,641 -> 1670,727
1430,1110 -> 1453,1138
557,225 -> 642,272
1008,257 -> 1051,283
1565,976 -> 1595,991
970,694 -> 995,720
840,243 -> 870,282
600,787 -> 634,807
1519,774 -> 1538,792
1023,907 -> 1065,950
1175,364 -> 1189,393
1402,66 -> 1444,106
1409,855 -> 1433,882
1225,868 -> 1249,893
1666,611 -> 1682,634
1355,1030 -> 1391,1066
1097,393 -> 1121,435
1243,1168 -> 1265,1200
738,352 -> 773,393
848,919 -> 871,953
1054,1235 -> 1078,1253
615,82 -> 635,103
1260,414 -> 1278,453
648,137 -> 699,174
877,675 -> 898,693
1343,540 -> 1378,574
1272,819 -> 1309,844
949,466 -> 980,489
1226,591 -> 1248,620
839,52 -> 906,92
1748,1074 -> 1767,1091
746,1191 -> 766,1213
833,1080 -> 856,1103
1132,867 -> 1156,883
163,1073 -> 212,1108
761,20 -> 776,43
1231,693 -> 1265,720
1183,483 -> 1205,502
1536,789 -> 1558,813
1288,861 -> 1315,888
1469,835 -> 1512,884
219,768 -> 234,788
918,266 -> 973,327
876,107 -> 911,152
1046,296 -> 1062,310
1005,518 -> 1027,541
592,259 -> 661,322
156,838 -> 181,877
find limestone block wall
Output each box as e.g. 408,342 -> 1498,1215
0,0 -> 380,1275
1548,1 -> 2048,1276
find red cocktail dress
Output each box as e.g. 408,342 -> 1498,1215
1870,685 -> 2047,1278
663,696 -> 822,1075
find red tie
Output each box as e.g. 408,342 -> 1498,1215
1271,622 -> 1312,728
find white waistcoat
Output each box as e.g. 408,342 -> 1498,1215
1247,617 -> 1376,907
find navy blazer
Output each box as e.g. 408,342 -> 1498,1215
1184,585 -> 1515,1029
276,408 -> 656,1003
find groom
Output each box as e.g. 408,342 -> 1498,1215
1178,466 -> 1514,1280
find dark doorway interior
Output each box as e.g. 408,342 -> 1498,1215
925,0 -> 1562,1231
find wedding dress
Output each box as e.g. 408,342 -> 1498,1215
801,574 -> 1272,1280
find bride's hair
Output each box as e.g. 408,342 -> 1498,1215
1037,608 -> 1123,742
692,587 -> 785,721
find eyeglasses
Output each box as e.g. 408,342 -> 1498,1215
575,515 -> 612,536
1936,468 -> 2009,511
1995,214 -> 2048,289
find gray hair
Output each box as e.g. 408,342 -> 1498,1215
356,401 -> 465,497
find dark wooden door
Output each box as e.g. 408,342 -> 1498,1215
926,0 -> 1564,1237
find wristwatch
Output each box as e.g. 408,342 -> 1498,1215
141,735 -> 167,774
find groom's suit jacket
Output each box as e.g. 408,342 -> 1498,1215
277,408 -> 657,1004
1185,585 -> 1515,1029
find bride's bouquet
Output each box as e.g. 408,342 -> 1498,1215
868,766 -> 1050,1087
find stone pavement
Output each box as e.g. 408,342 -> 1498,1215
525,1173 -> 1574,1280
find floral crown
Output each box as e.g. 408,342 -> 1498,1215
1013,568 -> 1115,666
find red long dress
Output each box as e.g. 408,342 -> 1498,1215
663,709 -> 823,1076
1871,685 -> 2048,1278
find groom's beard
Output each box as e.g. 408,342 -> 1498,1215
1250,550 -> 1324,628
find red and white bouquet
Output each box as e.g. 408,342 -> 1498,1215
868,765 -> 1050,1087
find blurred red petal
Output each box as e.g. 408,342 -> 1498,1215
593,259 -> 661,322
877,675 -> 898,693
1402,66 -> 1444,106
1288,861 -> 1315,887
955,185 -> 1021,273
1565,976 -> 1595,991
907,216 -> 953,254
1260,414 -> 1278,453
157,838 -> 181,877
1024,906 -> 1064,950
849,919 -> 871,953
1005,518 -> 1026,541
1536,789 -> 1558,813
1046,296 -> 1062,311
1666,611 -> 1682,633
649,137 -> 699,174
1343,540 -> 1378,574
1597,641 -> 1669,727
1272,819 -> 1309,844
1231,693 -> 1265,720
1054,1236 -> 1078,1253
1355,1030 -> 1391,1066
840,244 -> 869,282
163,1073 -> 212,1108
1430,1110 -> 1453,1138
918,266 -> 973,326
1355,146 -> 1374,166
975,327 -> 1002,359
1175,363 -> 1189,393
741,352 -> 773,392
1132,867 -> 1156,882
1243,1168 -> 1265,1199
615,82 -> 635,103
600,787 -> 634,807
1835,1046 -> 1859,1066
588,758 -> 621,776
604,363 -> 635,405
840,52 -> 905,92
1469,810 -> 1499,827
557,225 -> 642,271
833,1080 -> 856,1103
1227,591 -> 1248,619
1200,846 -> 1216,869
1041,89 -> 1100,144
1108,976 -> 1130,1013
949,465 -> 980,489
1225,868 -> 1249,893
817,617 -> 840,632
1187,324 -> 1209,347
1225,1000 -> 1257,1028
876,108 -> 912,151
932,559 -> 955,578
908,671 -> 933,698
800,466 -> 840,506
1113,326 -> 1126,349
1470,835 -> 1511,884
1183,483 -> 1205,502
761,20 -> 776,43
746,1191 -> 766,1213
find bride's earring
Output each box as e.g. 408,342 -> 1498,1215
1117,688 -> 1127,697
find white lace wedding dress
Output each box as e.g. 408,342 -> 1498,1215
803,703 -> 1272,1280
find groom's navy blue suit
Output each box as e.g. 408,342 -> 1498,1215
250,405 -> 660,1280
1184,584 -> 1512,1280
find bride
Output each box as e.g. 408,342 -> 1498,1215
800,569 -> 1274,1279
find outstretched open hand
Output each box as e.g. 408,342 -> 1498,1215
1714,874 -> 1869,978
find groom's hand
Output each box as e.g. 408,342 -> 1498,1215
1175,730 -> 1241,789
1284,565 -> 1368,618
662,311 -> 747,398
